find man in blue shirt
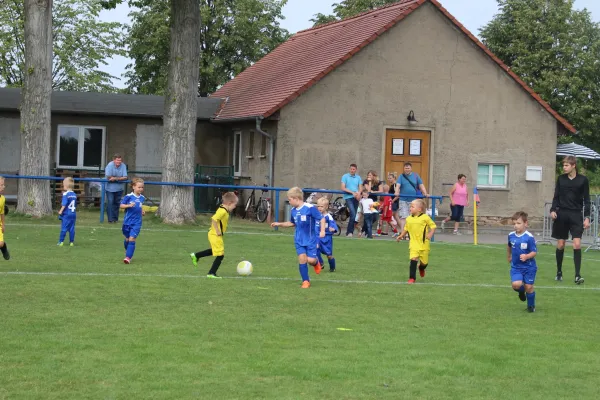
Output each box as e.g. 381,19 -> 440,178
340,163 -> 362,237
395,162 -> 428,234
507,211 -> 537,312
104,154 -> 128,223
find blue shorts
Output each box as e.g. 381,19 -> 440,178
122,224 -> 141,239
295,242 -> 318,258
318,238 -> 333,257
510,267 -> 537,285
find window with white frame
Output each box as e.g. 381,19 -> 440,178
56,125 -> 106,169
233,131 -> 242,176
477,163 -> 508,188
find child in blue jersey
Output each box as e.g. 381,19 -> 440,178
507,211 -> 537,312
120,178 -> 146,264
271,187 -> 326,288
316,197 -> 338,272
57,177 -> 77,246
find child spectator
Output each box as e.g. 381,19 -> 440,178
0,177 -> 9,260
396,199 -> 436,283
377,184 -> 398,236
316,197 -> 338,272
120,178 -> 146,264
271,187 -> 325,288
359,190 -> 376,239
190,192 -> 239,278
57,177 -> 77,246
507,211 -> 537,312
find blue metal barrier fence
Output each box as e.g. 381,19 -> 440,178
0,174 -> 444,240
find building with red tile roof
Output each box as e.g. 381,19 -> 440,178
211,0 -> 571,219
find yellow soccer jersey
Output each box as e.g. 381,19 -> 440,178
209,205 -> 230,235
405,213 -> 437,250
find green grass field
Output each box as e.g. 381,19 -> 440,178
1,211 -> 600,399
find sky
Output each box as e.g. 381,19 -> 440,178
99,0 -> 600,88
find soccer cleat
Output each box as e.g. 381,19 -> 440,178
69,243 -> 74,247
190,253 -> 198,267
314,262 -> 322,275
206,274 -> 222,279
527,306 -> 536,313
518,290 -> 526,302
392,232 -> 399,238
1,248 -> 9,261
407,278 -> 416,284
329,268 -> 336,273
555,272 -> 563,281
123,257 -> 131,264
575,276 -> 585,285
419,268 -> 426,278
57,242 -> 64,247
301,280 -> 311,288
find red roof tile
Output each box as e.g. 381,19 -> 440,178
211,0 -> 576,133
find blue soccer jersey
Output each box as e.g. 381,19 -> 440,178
315,213 -> 338,237
508,230 -> 537,269
61,190 -> 77,217
121,193 -> 146,227
291,203 -> 323,247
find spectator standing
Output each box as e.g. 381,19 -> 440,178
395,162 -> 428,236
104,154 -> 128,223
441,174 -> 469,235
341,164 -> 362,237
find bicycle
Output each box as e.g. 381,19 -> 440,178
243,181 -> 270,223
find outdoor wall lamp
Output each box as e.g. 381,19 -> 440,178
407,110 -> 418,125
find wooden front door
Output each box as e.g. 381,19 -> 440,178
384,129 -> 430,190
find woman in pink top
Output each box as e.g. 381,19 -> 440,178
442,174 -> 469,234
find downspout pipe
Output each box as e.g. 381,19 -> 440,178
255,116 -> 274,189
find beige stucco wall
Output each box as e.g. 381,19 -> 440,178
219,119 -> 278,206
273,2 -> 559,218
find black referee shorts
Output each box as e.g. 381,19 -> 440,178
551,210 -> 585,240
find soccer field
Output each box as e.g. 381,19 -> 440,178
1,212 -> 600,399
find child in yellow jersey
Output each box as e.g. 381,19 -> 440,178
190,192 -> 238,278
396,199 -> 436,284
0,177 -> 9,260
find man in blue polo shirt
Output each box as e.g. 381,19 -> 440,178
104,154 -> 128,223
395,162 -> 428,234
341,163 -> 362,237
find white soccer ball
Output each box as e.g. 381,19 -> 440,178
237,260 -> 253,276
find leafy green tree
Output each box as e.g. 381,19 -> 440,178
125,0 -> 289,96
0,0 -> 126,92
311,0 -> 397,26
480,0 -> 600,148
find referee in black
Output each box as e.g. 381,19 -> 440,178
550,156 -> 591,284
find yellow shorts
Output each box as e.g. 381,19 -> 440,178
409,248 -> 429,265
208,233 -> 224,256
0,229 -> 3,243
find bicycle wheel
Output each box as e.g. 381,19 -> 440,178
256,199 -> 269,223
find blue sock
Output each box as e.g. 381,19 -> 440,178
316,252 -> 324,266
299,263 -> 309,282
526,291 -> 535,308
124,239 -> 128,250
329,257 -> 336,270
126,241 -> 136,259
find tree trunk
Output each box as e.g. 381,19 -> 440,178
160,0 -> 201,224
17,0 -> 53,217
